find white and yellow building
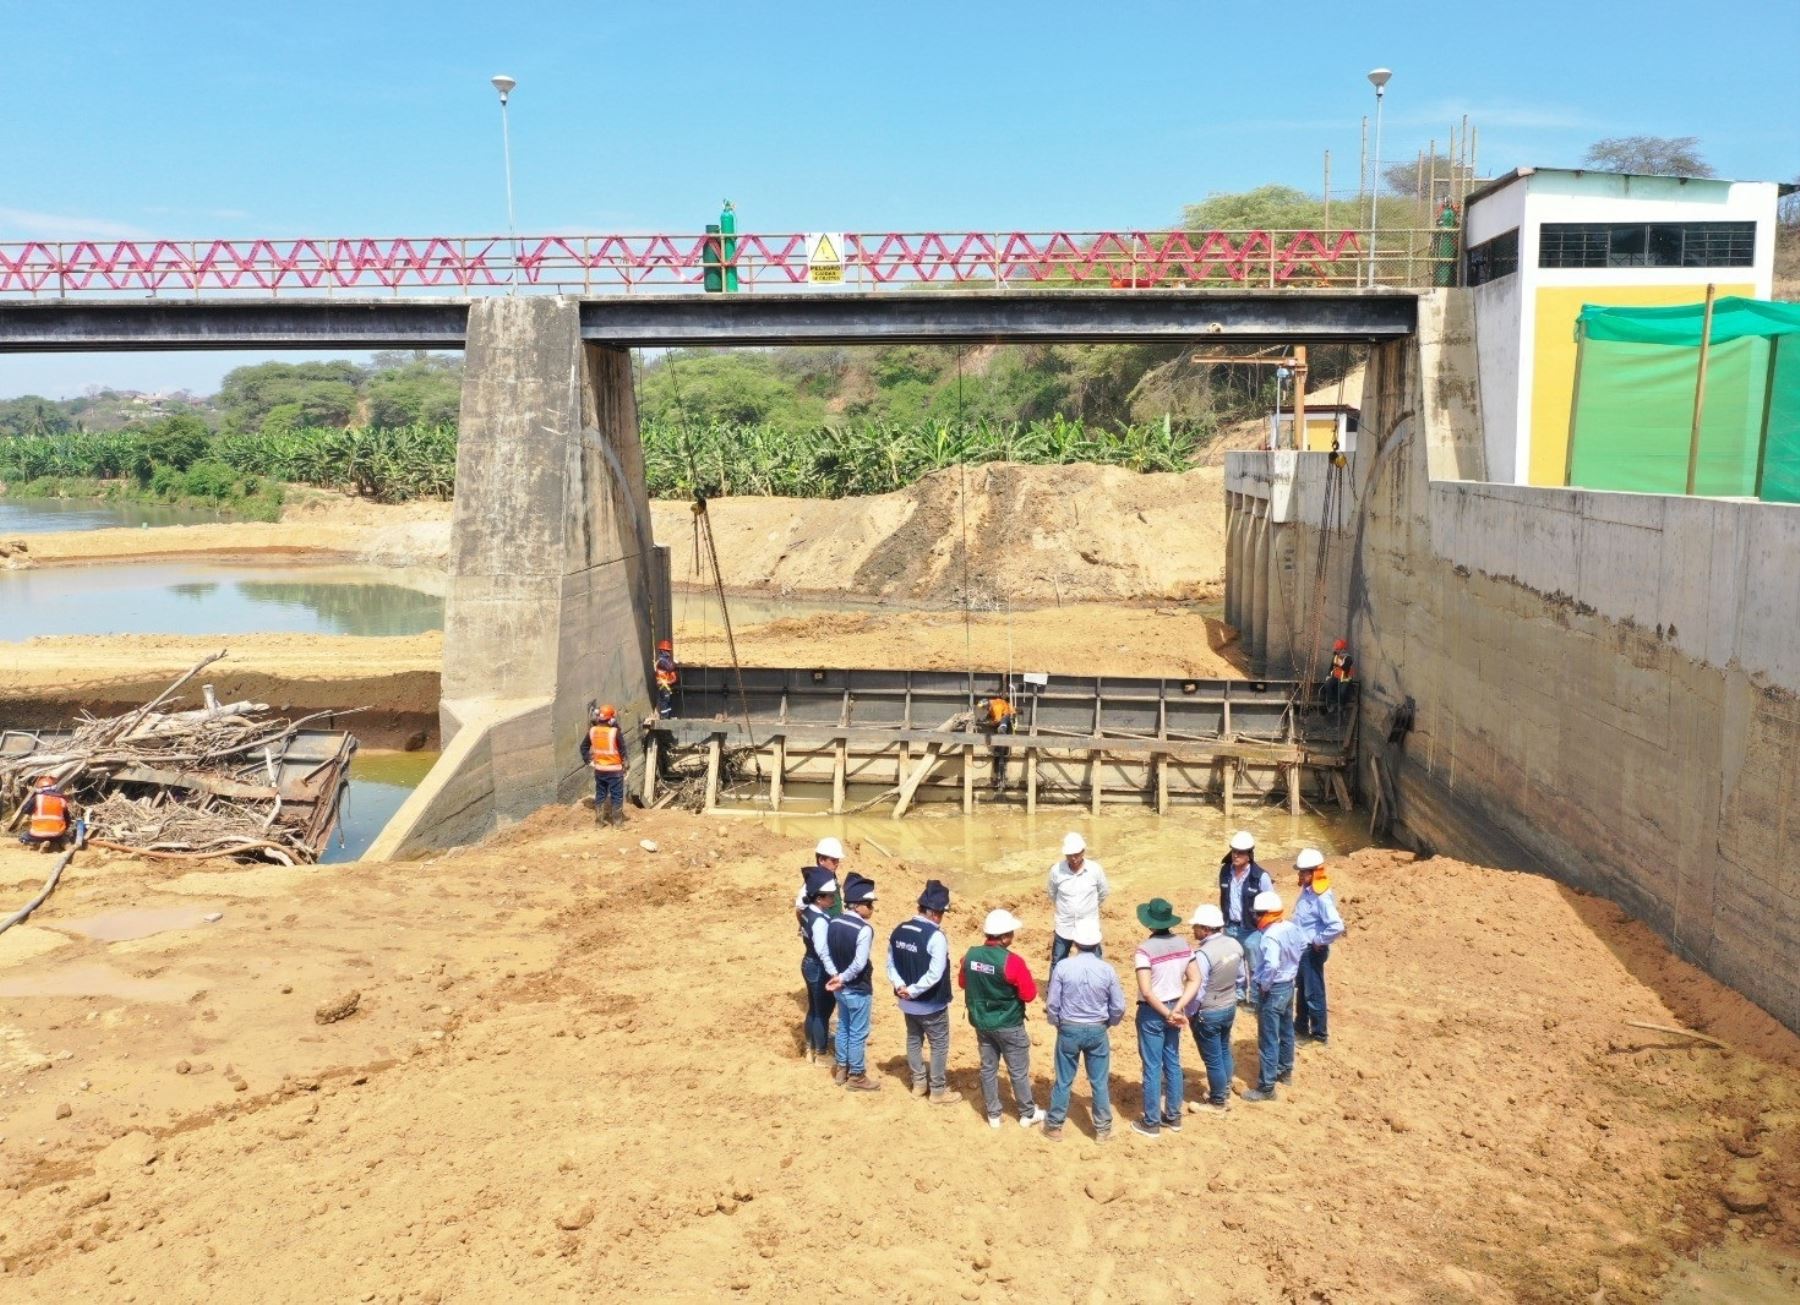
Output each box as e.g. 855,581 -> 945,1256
1463,167 -> 1780,486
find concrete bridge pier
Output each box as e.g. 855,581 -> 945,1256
370,297 -> 656,856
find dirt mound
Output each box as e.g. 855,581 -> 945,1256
0,814 -> 1796,1300
653,461 -> 1227,606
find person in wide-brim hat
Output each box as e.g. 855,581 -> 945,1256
1130,898 -> 1199,1138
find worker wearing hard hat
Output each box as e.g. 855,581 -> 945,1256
1291,849 -> 1345,1046
1241,890 -> 1308,1102
579,704 -> 628,827
980,694 -> 1017,791
797,867 -> 840,1064
1184,903 -> 1244,1113
1048,832 -> 1109,964
824,873 -> 881,1091
1043,918 -> 1126,1143
1323,638 -> 1356,717
21,774 -> 73,853
1217,831 -> 1271,1001
886,879 -> 963,1105
959,908 -> 1042,1130
794,837 -> 847,920
653,639 -> 680,719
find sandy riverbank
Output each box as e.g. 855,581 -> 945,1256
0,807 -> 1795,1300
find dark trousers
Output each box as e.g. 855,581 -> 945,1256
1296,944 -> 1330,1040
593,770 -> 625,811
800,954 -> 835,1053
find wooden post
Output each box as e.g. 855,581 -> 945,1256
1752,337 -> 1782,497
1685,283 -> 1719,496
962,744 -> 974,814
897,740 -> 911,787
893,742 -> 944,819
703,735 -> 722,812
770,735 -> 784,811
644,734 -> 659,806
1287,763 -> 1302,815
1330,771 -> 1353,811
1026,750 -> 1038,814
1222,762 -> 1235,818
1154,754 -> 1168,814
1089,752 -> 1102,815
832,740 -> 847,814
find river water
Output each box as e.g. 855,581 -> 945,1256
0,560 -> 446,640
0,497 -> 228,534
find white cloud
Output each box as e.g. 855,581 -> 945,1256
0,207 -> 152,241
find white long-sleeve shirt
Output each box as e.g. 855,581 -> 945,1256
1047,857 -> 1109,941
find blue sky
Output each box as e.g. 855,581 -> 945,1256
3,0 -> 1794,397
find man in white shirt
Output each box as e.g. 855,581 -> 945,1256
1047,831 -> 1109,964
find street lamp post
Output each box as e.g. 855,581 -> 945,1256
491,74 -> 520,292
1366,67 -> 1391,286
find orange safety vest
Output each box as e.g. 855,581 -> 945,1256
29,792 -> 69,839
985,698 -> 1016,726
655,660 -> 679,691
1330,652 -> 1355,682
588,724 -> 624,773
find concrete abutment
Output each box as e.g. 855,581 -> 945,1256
370,298 -> 656,858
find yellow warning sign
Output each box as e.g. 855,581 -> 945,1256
807,232 -> 844,285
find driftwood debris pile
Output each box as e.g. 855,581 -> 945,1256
1,651 -> 359,865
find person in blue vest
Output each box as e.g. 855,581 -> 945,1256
886,879 -> 963,1105
1290,848 -> 1346,1046
1241,890 -> 1308,1102
824,872 -> 881,1092
1217,830 -> 1271,1003
797,867 -> 840,1065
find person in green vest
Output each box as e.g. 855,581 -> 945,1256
958,908 -> 1044,1131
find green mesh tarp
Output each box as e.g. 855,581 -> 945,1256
1567,297 -> 1800,500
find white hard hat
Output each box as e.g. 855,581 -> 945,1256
983,909 -> 1022,936
1295,848 -> 1325,871
1190,903 -> 1225,929
1070,919 -> 1103,948
1061,832 -> 1087,857
1252,890 -> 1283,914
815,837 -> 846,860
1229,831 -> 1256,852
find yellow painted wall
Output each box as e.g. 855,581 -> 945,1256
1528,281 -> 1754,486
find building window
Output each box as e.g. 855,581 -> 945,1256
1539,221 -> 1756,269
1465,228 -> 1520,285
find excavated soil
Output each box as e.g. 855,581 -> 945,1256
0,812 -> 1795,1302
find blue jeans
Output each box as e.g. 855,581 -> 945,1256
834,987 -> 872,1074
1296,945 -> 1330,1040
1134,1004 -> 1183,1127
800,954 -> 835,1054
1051,935 -> 1103,965
1225,923 -> 1250,996
1254,980 -> 1295,1091
592,770 -> 625,809
1047,1023 -> 1113,1131
1190,1005 -> 1235,1105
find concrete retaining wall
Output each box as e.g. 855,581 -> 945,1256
1229,289 -> 1800,1032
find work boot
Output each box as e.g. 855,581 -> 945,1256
845,1074 -> 881,1092
832,1064 -> 849,1086
911,1080 -> 929,1099
595,800 -> 611,826
1042,1125 -> 1064,1143
1242,1086 -> 1277,1102
928,1087 -> 963,1106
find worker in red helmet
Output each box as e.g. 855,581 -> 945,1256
579,703 -> 628,826
20,774 -> 73,853
1323,638 -> 1356,719
653,639 -> 680,719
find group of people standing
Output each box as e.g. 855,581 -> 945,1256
793,828 -> 1345,1140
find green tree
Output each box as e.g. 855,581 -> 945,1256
1183,185 -> 1326,230
217,360 -> 362,432
0,395 -> 74,437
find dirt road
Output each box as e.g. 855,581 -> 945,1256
0,810 -> 1794,1301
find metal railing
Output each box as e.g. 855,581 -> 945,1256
0,228 -> 1458,298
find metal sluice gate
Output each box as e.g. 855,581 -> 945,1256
650,666 -> 1354,816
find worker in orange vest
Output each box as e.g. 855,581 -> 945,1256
654,640 -> 680,719
579,704 -> 629,827
981,695 -> 1017,791
1323,639 -> 1356,718
21,774 -> 73,853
